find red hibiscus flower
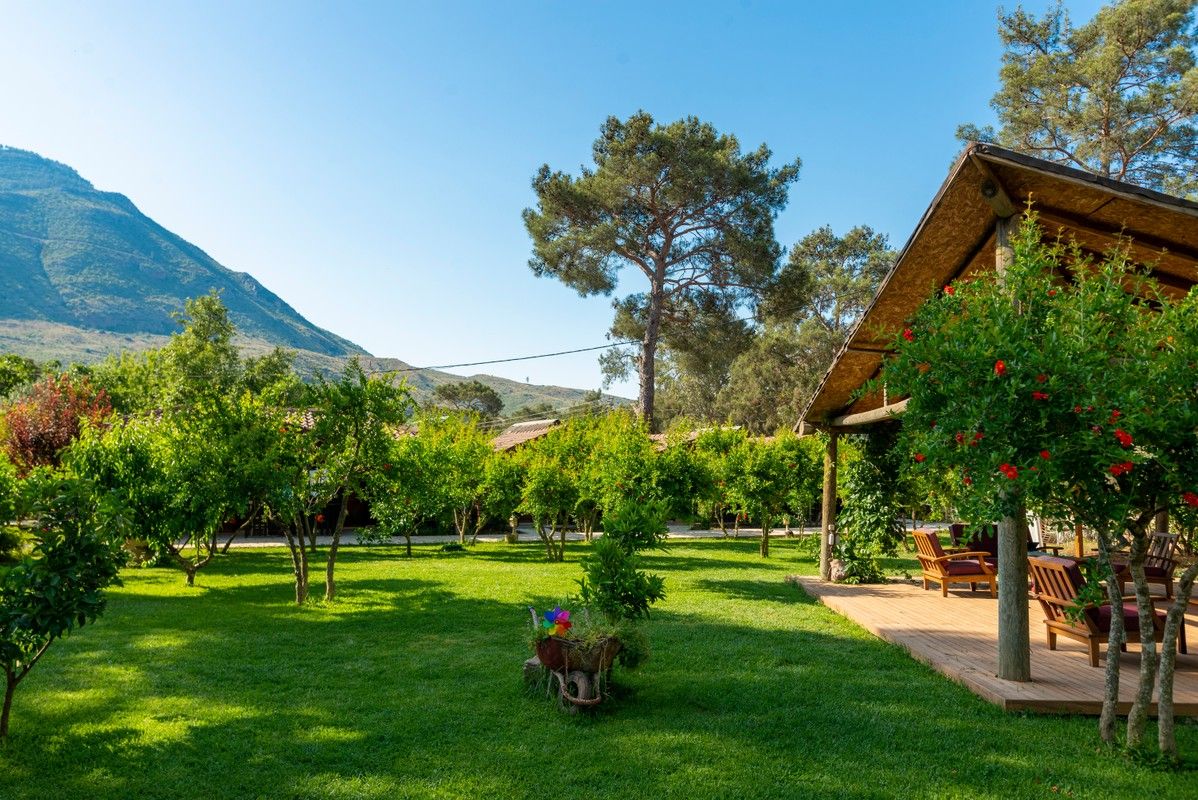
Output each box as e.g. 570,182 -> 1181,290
994,360 -> 1006,376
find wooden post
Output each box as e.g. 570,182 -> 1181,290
1155,510 -> 1169,534
1073,523 -> 1085,559
819,432 -> 839,582
994,214 -> 1031,682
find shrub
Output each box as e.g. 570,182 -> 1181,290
600,498 -> 668,553
577,536 -> 665,622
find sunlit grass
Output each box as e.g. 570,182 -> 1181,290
0,539 -> 1193,799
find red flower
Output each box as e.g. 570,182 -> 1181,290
1047,289 -> 1057,297
1109,409 -> 1121,423
315,514 -> 325,524
963,476 -> 972,486
1031,391 -> 1050,401
1074,405 -> 1082,413
1040,450 -> 1051,460
914,453 -> 926,463
954,432 -> 965,444
1036,373 -> 1047,383
1114,428 -> 1133,448
944,285 -> 955,295
1183,491 -> 1198,508
994,360 -> 1006,377
902,328 -> 914,342
999,463 -> 1018,479
1108,461 -> 1135,476
970,431 -> 984,446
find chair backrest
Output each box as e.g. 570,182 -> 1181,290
1027,556 -> 1092,628
949,523 -> 966,548
913,529 -> 945,562
1146,533 -> 1178,572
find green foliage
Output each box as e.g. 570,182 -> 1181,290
0,473 -> 127,738
524,111 -> 800,422
721,225 -> 895,432
0,354 -> 39,399
431,380 -> 504,419
959,0 -> 1198,196
577,536 -> 665,622
883,213 -> 1198,532
835,432 -> 909,584
600,499 -> 669,553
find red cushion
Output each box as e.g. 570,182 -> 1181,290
1090,602 -> 1165,634
945,560 -> 988,575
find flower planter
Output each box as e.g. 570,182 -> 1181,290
534,635 -> 622,673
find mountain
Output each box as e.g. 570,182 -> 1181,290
0,145 -> 362,356
0,146 -> 620,412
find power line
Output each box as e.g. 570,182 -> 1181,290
385,340 -> 638,373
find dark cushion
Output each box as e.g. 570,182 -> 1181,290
1090,602 -> 1165,634
984,556 -> 997,569
945,560 -> 988,575
1112,564 -> 1171,579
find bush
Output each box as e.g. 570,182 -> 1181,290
600,498 -> 668,553
0,528 -> 22,564
577,536 -> 665,622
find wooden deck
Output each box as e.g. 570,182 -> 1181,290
796,577 -> 1198,716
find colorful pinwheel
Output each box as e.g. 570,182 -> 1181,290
541,606 -> 572,637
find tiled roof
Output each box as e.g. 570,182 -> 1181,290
491,419 -> 560,452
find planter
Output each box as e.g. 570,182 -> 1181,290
535,635 -> 622,673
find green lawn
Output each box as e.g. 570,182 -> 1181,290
1,539 -> 1194,799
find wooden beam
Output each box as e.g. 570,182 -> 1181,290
828,398 -> 910,429
970,154 -> 1017,218
819,432 -> 839,582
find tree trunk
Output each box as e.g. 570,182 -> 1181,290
284,517 -> 310,605
1,669 -> 16,741
558,520 -> 566,563
996,504 -> 1030,681
1125,530 -> 1157,750
1158,560 -> 1198,760
759,517 -> 770,558
819,433 -> 839,581
637,281 -> 664,430
1095,535 -> 1125,745
324,493 -> 351,602
185,566 -> 196,587
404,532 -> 412,558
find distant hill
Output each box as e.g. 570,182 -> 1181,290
0,145 -> 362,356
0,146 -> 623,413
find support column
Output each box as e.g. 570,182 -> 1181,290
819,432 -> 839,582
995,214 -> 1031,682
1073,523 -> 1085,559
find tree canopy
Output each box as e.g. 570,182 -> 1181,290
959,0 -> 1198,196
524,111 -> 800,427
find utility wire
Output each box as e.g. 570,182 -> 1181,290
382,340 -> 638,373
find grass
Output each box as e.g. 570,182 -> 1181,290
1,538 -> 1195,799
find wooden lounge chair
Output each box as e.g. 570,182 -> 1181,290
913,529 -> 996,597
1114,533 -> 1179,599
1027,555 -> 1185,668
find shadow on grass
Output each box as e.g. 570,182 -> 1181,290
1,547 -> 1193,800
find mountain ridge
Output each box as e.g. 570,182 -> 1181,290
0,146 -> 621,412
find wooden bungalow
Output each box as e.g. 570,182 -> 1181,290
795,142 -> 1198,697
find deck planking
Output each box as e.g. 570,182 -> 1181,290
795,576 -> 1198,716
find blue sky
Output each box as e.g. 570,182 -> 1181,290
0,0 -> 1103,398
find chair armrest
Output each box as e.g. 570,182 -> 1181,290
938,551 -> 991,561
